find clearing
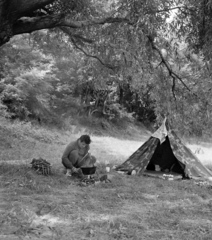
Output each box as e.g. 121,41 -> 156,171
0,122 -> 212,240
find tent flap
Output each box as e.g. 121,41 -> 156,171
116,137 -> 159,174
168,130 -> 212,178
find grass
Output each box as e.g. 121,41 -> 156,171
0,163 -> 212,240
0,119 -> 212,239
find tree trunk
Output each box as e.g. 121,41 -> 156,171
0,21 -> 12,46
119,85 -> 124,104
0,0 -> 12,46
0,0 -> 54,46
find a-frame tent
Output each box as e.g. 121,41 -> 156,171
116,119 -> 212,180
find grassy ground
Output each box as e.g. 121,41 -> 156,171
0,119 -> 212,240
1,164 -> 212,240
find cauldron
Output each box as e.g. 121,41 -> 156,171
81,166 -> 96,175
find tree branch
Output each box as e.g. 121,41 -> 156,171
60,27 -> 119,70
147,5 -> 194,14
13,14 -> 130,35
147,35 -> 191,92
9,0 -> 54,18
60,26 -> 94,44
71,37 -> 119,71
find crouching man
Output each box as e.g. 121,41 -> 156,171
62,135 -> 96,177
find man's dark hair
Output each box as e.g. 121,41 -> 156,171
79,135 -> 91,144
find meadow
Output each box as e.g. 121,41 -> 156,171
0,119 -> 212,240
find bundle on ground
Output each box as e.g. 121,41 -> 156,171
30,158 -> 52,175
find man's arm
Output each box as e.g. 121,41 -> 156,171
84,145 -> 90,155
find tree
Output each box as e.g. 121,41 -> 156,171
0,1 -> 204,85
1,1 -> 212,78
2,0 -> 212,135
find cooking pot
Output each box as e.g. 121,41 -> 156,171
81,166 -> 96,175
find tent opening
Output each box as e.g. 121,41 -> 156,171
146,137 -> 185,175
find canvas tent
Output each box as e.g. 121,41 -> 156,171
116,119 -> 212,180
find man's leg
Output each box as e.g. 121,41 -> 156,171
64,150 -> 85,178
62,150 -> 79,175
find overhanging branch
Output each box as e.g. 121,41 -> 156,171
60,27 -> 119,71
60,27 -> 94,45
147,35 -> 191,92
13,14 -> 130,35
147,5 -> 194,14
8,0 -> 54,19
71,37 -> 119,71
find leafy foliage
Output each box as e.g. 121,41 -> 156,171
0,35 -> 58,123
1,0 -> 212,136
